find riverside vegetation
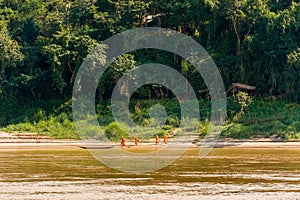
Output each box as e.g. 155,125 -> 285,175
0,0 -> 299,140
2,95 -> 300,141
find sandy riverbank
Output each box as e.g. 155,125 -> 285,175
1,141 -> 300,150
1,130 -> 300,150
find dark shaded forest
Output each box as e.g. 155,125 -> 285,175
0,0 -> 299,139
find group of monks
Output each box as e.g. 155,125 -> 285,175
121,135 -> 167,147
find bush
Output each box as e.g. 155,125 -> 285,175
162,125 -> 173,131
155,130 -> 166,137
166,116 -> 180,127
104,122 -> 129,141
222,120 -> 288,139
285,121 -> 300,139
1,115 -> 78,140
197,119 -> 211,137
3,122 -> 35,132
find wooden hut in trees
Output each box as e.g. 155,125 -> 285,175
227,83 -> 256,98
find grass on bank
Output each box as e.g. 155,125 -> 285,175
1,97 -> 299,140
222,99 -> 300,140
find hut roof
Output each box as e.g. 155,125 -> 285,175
231,83 -> 256,90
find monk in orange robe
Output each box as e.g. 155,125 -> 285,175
134,137 -> 139,145
155,135 -> 159,145
163,135 -> 167,144
121,136 -> 125,147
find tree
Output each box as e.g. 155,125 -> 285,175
97,53 -> 136,100
43,29 -> 97,93
108,0 -> 150,32
0,22 -> 24,82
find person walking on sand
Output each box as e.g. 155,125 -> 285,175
121,136 -> 126,147
134,136 -> 139,146
163,135 -> 167,144
155,135 -> 159,145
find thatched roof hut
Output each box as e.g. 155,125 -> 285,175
227,83 -> 256,97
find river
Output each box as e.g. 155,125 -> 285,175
0,147 -> 299,199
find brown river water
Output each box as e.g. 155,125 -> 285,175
0,147 -> 299,199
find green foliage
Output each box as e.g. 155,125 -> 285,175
0,99 -> 77,139
222,120 -> 299,140
236,91 -> 253,110
2,115 -> 77,139
2,97 -> 300,141
286,121 -> 300,139
162,125 -> 173,131
165,116 -> 180,127
156,129 -> 166,137
197,119 -> 211,137
1,0 -> 298,104
222,100 -> 300,139
0,0 -> 300,140
43,29 -> 98,93
0,22 -> 24,88
104,122 -> 129,141
97,53 -> 136,99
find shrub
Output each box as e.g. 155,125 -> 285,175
155,130 -> 166,137
166,116 -> 180,127
197,119 -> 211,137
104,122 -> 129,141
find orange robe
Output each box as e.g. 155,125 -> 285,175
163,135 -> 167,144
121,137 -> 125,147
155,135 -> 159,145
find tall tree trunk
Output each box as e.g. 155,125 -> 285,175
232,18 -> 244,81
232,19 -> 241,55
1,48 -> 4,78
68,56 -> 74,85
